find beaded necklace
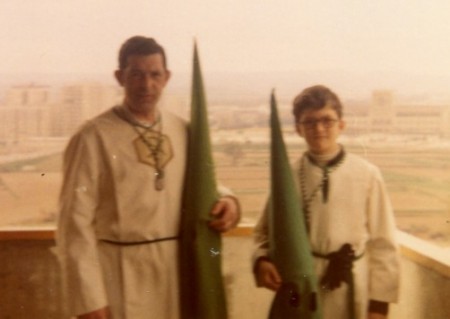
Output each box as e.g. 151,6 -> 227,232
299,148 -> 345,230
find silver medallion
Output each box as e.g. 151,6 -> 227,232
155,170 -> 164,191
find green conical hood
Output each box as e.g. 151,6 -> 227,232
178,42 -> 227,319
268,91 -> 322,319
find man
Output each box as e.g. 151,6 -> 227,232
57,36 -> 240,319
253,85 -> 399,319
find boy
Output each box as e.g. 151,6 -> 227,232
253,85 -> 399,319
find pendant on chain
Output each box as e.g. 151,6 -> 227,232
154,170 -> 165,191
133,129 -> 174,191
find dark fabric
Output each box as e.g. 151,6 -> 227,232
313,243 -> 364,319
306,148 -> 345,203
369,300 -> 389,315
318,243 -> 355,290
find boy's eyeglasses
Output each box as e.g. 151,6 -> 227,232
298,117 -> 339,129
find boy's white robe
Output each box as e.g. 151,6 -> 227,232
57,107 -> 187,318
253,152 -> 400,319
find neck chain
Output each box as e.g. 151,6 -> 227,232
132,121 -> 165,190
299,148 -> 345,230
113,105 -> 172,191
116,104 -> 160,129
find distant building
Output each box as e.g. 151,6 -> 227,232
370,90 -> 396,134
345,90 -> 450,137
0,82 -> 123,144
55,83 -> 122,136
394,105 -> 443,135
208,91 -> 450,138
0,84 -> 52,144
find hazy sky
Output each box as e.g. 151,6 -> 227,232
2,0 -> 450,97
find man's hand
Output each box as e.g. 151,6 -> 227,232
368,313 -> 387,319
77,307 -> 110,319
254,258 -> 282,291
208,196 -> 240,232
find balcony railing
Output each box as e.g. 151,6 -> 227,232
1,225 -> 449,319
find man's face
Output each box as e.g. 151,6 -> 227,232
115,53 -> 170,115
296,104 -> 345,155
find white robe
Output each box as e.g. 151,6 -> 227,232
57,106 -> 187,318
253,152 -> 400,319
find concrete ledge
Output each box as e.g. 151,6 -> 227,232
0,224 -> 254,240
0,226 -> 448,319
0,226 -> 55,241
224,223 -> 253,237
397,231 -> 450,277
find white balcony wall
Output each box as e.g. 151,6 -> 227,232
0,228 -> 449,319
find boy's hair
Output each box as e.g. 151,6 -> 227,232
292,85 -> 343,122
118,36 -> 167,70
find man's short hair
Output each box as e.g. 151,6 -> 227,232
118,36 -> 167,70
292,85 -> 343,121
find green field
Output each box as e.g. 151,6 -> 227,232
1,137 -> 449,246
215,139 -> 450,247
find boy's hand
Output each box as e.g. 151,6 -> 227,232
254,258 -> 282,291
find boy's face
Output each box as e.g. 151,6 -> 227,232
296,104 -> 345,155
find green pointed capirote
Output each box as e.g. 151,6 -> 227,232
178,42 -> 227,319
268,91 -> 322,319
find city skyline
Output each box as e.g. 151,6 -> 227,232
1,81 -> 450,146
3,68 -> 450,104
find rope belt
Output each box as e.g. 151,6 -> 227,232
100,236 -> 179,246
313,243 -> 364,319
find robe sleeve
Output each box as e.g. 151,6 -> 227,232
56,127 -> 108,316
217,184 -> 242,222
217,184 -> 234,198
366,168 -> 400,303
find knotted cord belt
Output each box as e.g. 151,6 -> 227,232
100,236 -> 179,246
313,244 -> 364,319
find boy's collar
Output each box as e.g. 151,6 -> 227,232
306,145 -> 345,168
